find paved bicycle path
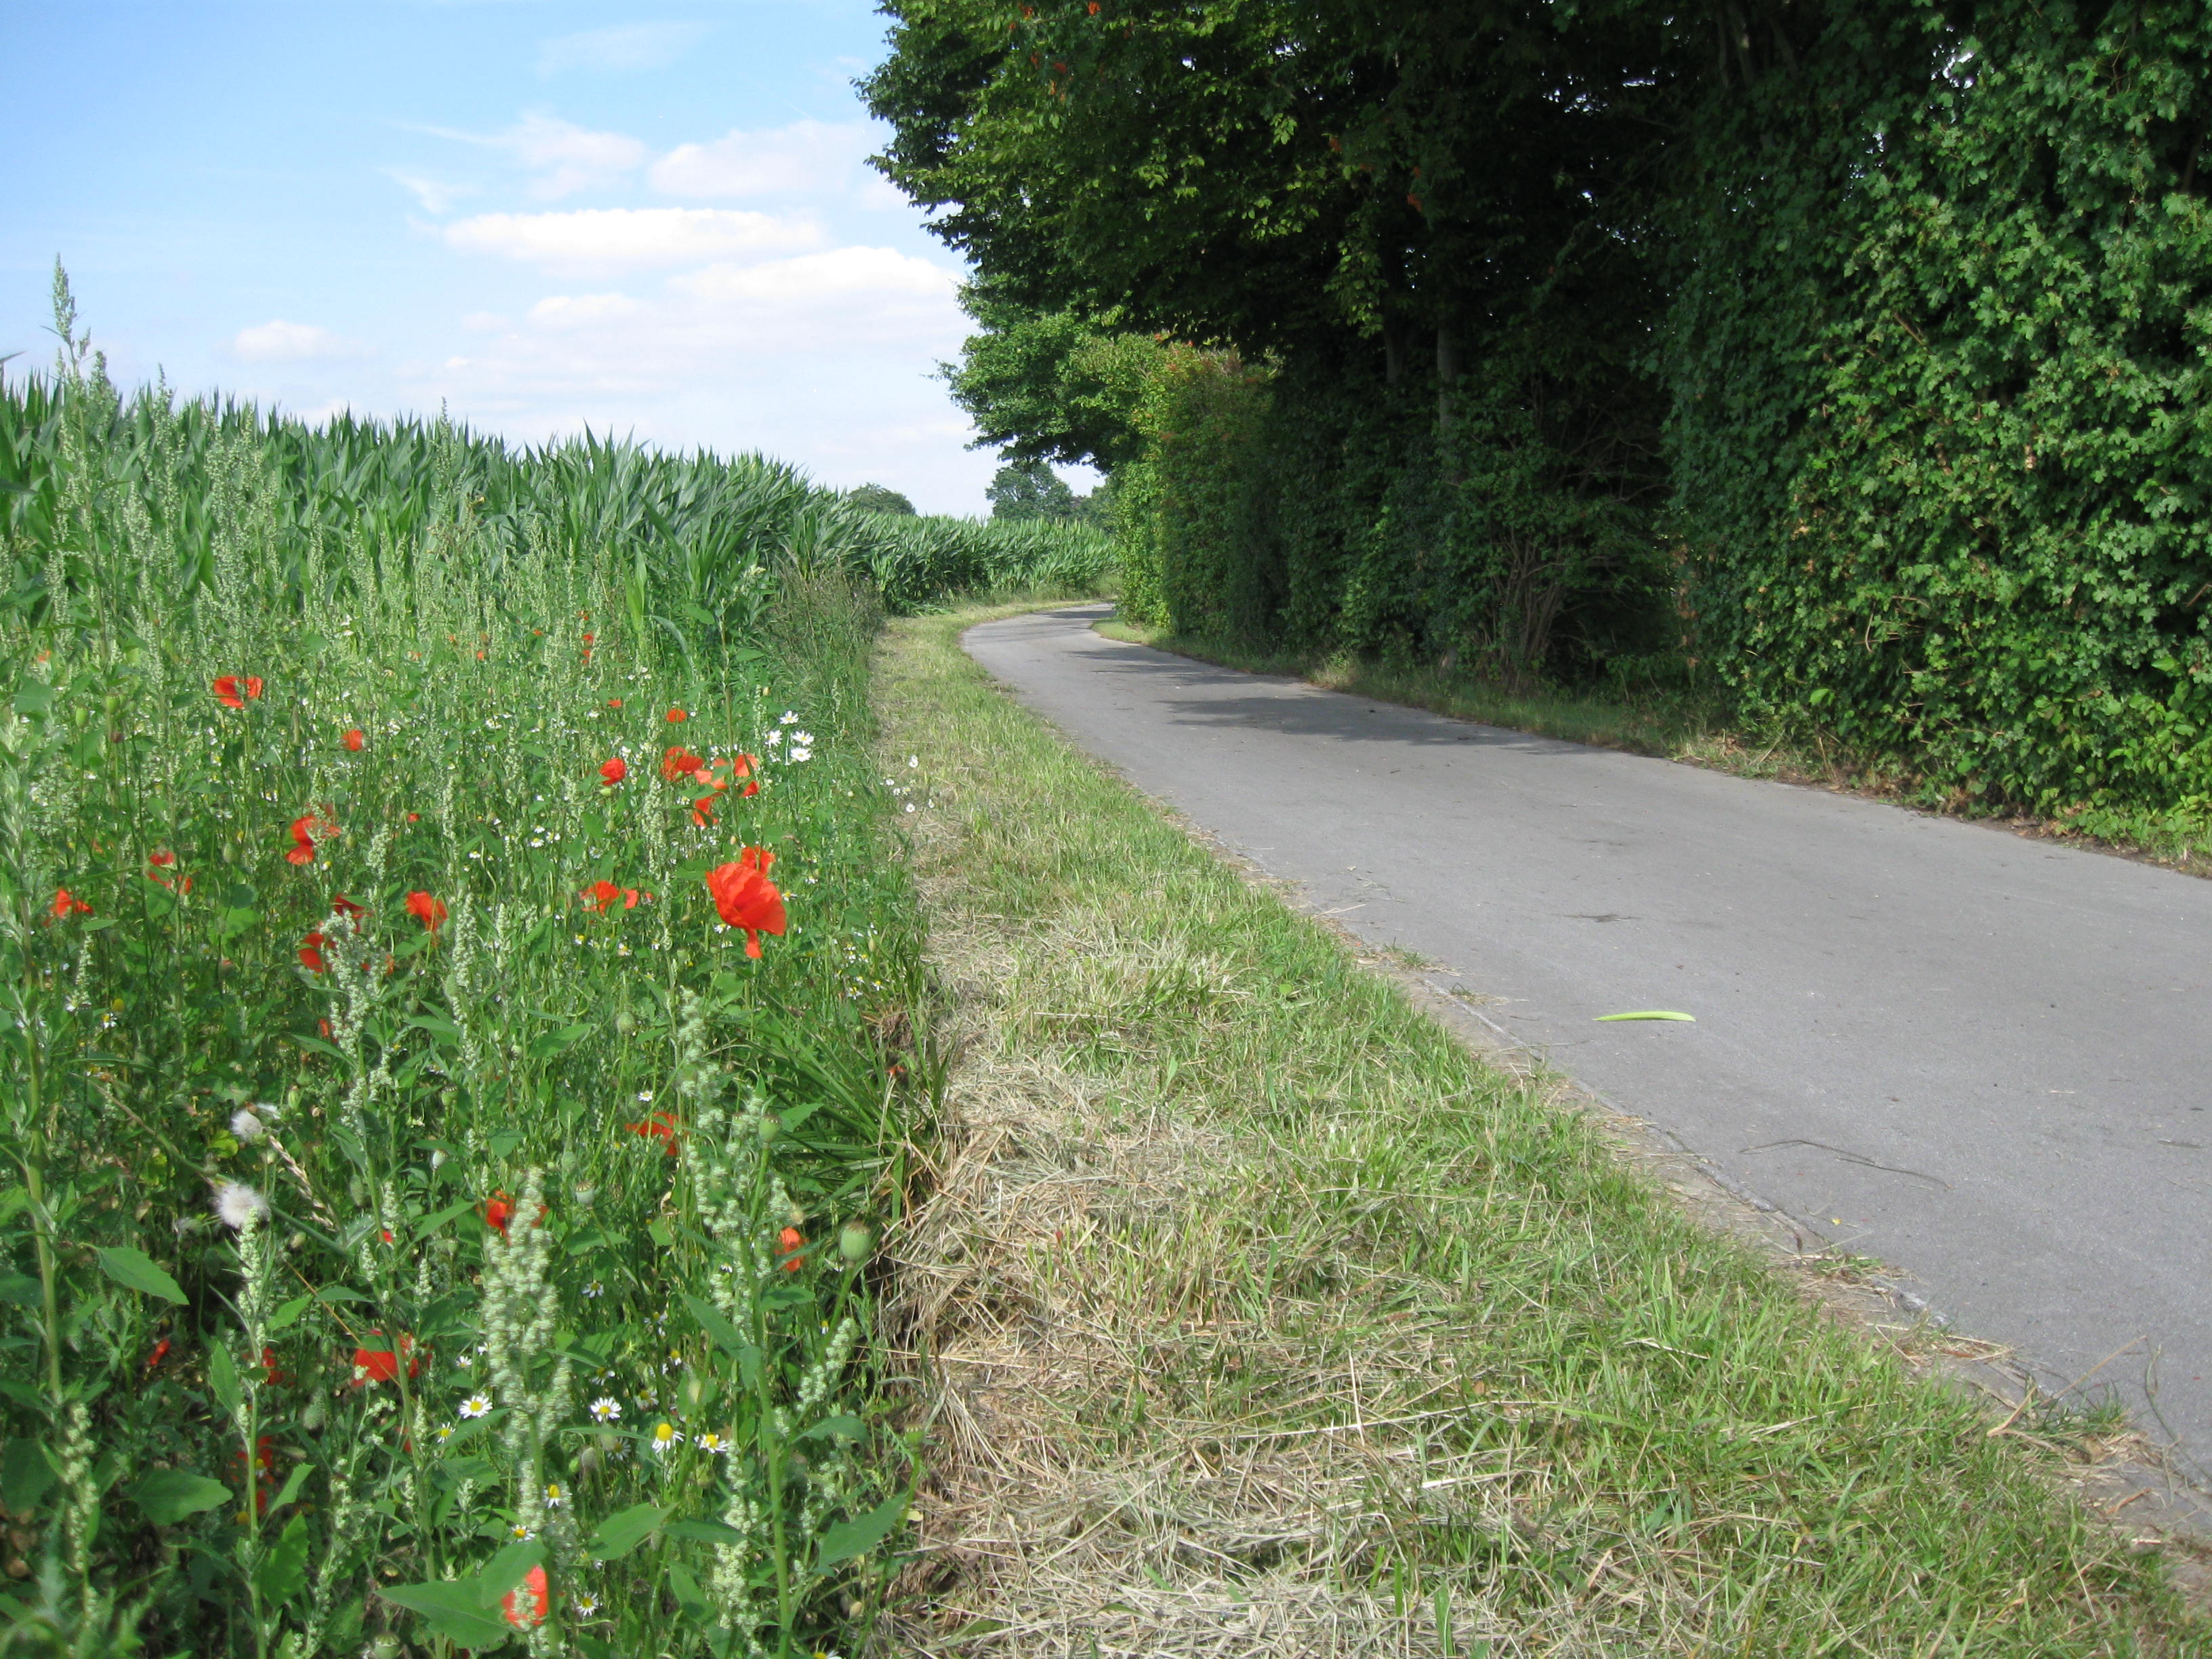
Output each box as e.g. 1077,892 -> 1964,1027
965,605 -> 2212,1487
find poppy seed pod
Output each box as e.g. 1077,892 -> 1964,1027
615,1010 -> 637,1035
838,1222 -> 872,1265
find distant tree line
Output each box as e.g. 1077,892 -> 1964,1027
867,1 -> 2212,825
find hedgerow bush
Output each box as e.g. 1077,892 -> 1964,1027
1669,0 -> 2212,826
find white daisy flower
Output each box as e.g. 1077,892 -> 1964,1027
648,1421 -> 680,1455
590,1397 -> 621,1423
573,1593 -> 602,1617
695,1431 -> 729,1455
458,1395 -> 492,1419
544,1481 -> 567,1509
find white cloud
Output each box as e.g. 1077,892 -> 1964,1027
674,247 -> 956,308
528,293 -> 643,328
422,114 -> 648,200
232,321 -> 369,363
401,243 -> 986,507
442,207 -> 822,270
385,170 -> 474,216
537,22 -> 714,77
649,119 -> 872,199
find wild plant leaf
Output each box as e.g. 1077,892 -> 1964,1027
475,1539 -> 545,1603
95,1246 -> 186,1305
1593,1011 -> 1696,1023
129,1468 -> 230,1525
204,1343 -> 242,1418
3,1439 -> 60,1513
589,1503 -> 665,1560
814,1492 -> 908,1571
378,1580 -> 514,1648
253,1513 -> 312,1605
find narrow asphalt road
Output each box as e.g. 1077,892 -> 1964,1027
965,605 -> 2212,1486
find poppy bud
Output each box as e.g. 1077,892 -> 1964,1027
615,1010 -> 636,1035
758,1114 -> 779,1144
838,1222 -> 873,1265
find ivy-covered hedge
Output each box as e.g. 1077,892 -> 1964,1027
1670,1 -> 2212,820
1118,347 -> 1675,691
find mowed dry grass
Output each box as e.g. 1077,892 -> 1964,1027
868,607 -> 2209,1659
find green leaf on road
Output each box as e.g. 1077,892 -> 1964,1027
95,1246 -> 187,1304
1593,1010 -> 1696,1022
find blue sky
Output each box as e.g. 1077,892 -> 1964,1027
1,2 -> 1064,514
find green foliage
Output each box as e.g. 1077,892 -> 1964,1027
943,278 -> 1163,471
888,0 -> 2212,826
984,459 -> 1077,522
1668,0 -> 2212,823
874,1 -> 1680,684
843,484 -> 916,516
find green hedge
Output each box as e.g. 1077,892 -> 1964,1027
1669,1 -> 2212,821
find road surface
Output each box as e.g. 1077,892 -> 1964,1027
964,605 -> 2212,1486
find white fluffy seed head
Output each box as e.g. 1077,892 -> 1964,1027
213,1181 -> 268,1229
228,1108 -> 264,1142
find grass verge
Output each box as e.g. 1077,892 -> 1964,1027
873,604 -> 2209,1657
1094,617 -> 2212,878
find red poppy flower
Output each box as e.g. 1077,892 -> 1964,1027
690,795 -> 717,827
49,888 -> 91,918
342,728 -> 365,752
627,1111 -> 680,1152
503,1564 -> 550,1629
331,893 -> 367,918
661,745 -> 704,783
665,707 -> 687,723
351,1332 -> 420,1385
145,849 -> 187,890
705,848 -> 785,959
731,754 -> 761,798
406,812 -> 419,823
286,813 -> 335,866
146,1336 -> 171,1372
317,1017 -> 333,1040
778,1226 -> 805,1273
599,756 -> 627,786
212,674 -> 264,710
404,891 -> 447,934
262,1345 -> 288,1386
483,1193 -> 513,1236
607,698 -> 623,710
298,930 -> 328,973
